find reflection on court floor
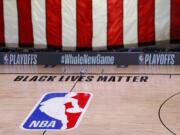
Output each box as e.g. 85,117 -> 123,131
0,65 -> 180,135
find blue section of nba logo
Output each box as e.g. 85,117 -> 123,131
22,93 -> 68,130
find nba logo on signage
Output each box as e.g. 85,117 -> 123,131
20,92 -> 93,130
138,54 -> 145,65
3,54 -> 9,64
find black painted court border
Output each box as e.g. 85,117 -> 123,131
158,92 -> 180,135
0,72 -> 180,76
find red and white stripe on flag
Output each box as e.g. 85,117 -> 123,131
0,0 -> 179,49
0,0 -> 4,46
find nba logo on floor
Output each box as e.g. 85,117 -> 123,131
20,92 -> 93,130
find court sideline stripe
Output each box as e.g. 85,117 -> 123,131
1,72 -> 180,76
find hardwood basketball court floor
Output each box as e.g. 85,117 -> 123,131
0,65 -> 180,135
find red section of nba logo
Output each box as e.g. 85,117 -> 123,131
65,92 -> 92,129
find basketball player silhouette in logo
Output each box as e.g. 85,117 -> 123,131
39,93 -> 83,130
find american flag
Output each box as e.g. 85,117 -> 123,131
0,0 -> 179,50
